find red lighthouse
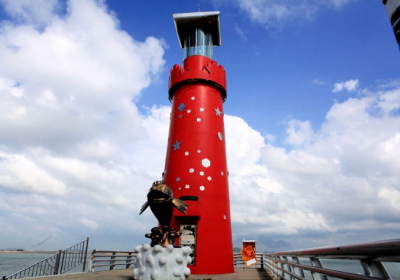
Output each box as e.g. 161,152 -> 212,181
163,11 -> 234,274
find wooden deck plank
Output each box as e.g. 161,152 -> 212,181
189,268 -> 275,279
27,268 -> 275,280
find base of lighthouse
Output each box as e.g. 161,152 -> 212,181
170,214 -> 234,274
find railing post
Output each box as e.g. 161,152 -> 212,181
126,252 -> 132,269
88,250 -> 96,273
82,237 -> 89,272
292,256 -> 305,278
276,256 -> 283,277
59,250 -> 67,274
110,252 -> 116,270
310,257 -> 328,280
54,250 -> 62,275
261,254 -> 264,269
361,260 -> 391,279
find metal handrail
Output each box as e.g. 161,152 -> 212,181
272,238 -> 400,260
59,238 -> 90,274
264,238 -> 400,280
5,238 -> 398,279
88,250 -> 137,272
3,238 -> 89,280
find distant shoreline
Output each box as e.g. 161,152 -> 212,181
0,251 -> 57,254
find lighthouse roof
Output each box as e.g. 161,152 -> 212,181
173,11 -> 221,48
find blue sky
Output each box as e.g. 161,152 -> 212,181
0,0 -> 399,253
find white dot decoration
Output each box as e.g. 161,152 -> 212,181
199,171 -> 204,176
218,132 -> 223,140
207,176 -> 212,181
221,171 -> 224,175
202,158 -> 211,168
185,151 -> 189,156
187,109 -> 191,113
197,118 -> 201,122
197,150 -> 201,153
179,187 -> 181,190
200,186 -> 205,191
191,97 -> 195,100
189,168 -> 194,173
200,108 -> 204,111
185,184 -> 190,189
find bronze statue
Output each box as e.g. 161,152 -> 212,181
140,180 -> 188,247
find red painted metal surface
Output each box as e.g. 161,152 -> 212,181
168,55 -> 227,101
164,55 -> 234,274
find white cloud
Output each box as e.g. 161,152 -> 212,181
284,119 -> 314,147
264,133 -> 275,142
376,87 -> 400,116
0,0 -> 165,154
330,0 -> 352,8
234,23 -> 247,41
236,0 -> 299,27
312,79 -> 325,85
0,0 -> 165,250
225,115 -> 285,229
225,115 -> 264,172
256,81 -> 400,248
332,79 -> 359,93
379,188 -> 400,210
230,0 -> 355,28
79,217 -> 99,230
0,152 -> 67,196
0,0 -> 60,26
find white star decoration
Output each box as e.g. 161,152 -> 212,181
214,107 -> 222,118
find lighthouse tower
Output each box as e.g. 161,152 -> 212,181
163,11 -> 234,274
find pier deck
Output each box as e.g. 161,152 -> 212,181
32,268 -> 275,280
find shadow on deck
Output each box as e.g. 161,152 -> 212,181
190,268 -> 275,280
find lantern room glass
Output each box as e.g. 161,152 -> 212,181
184,29 -> 213,60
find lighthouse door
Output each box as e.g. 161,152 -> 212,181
180,224 -> 197,265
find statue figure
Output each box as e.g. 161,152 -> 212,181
140,180 -> 188,247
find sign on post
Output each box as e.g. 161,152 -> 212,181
240,245 -> 258,268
